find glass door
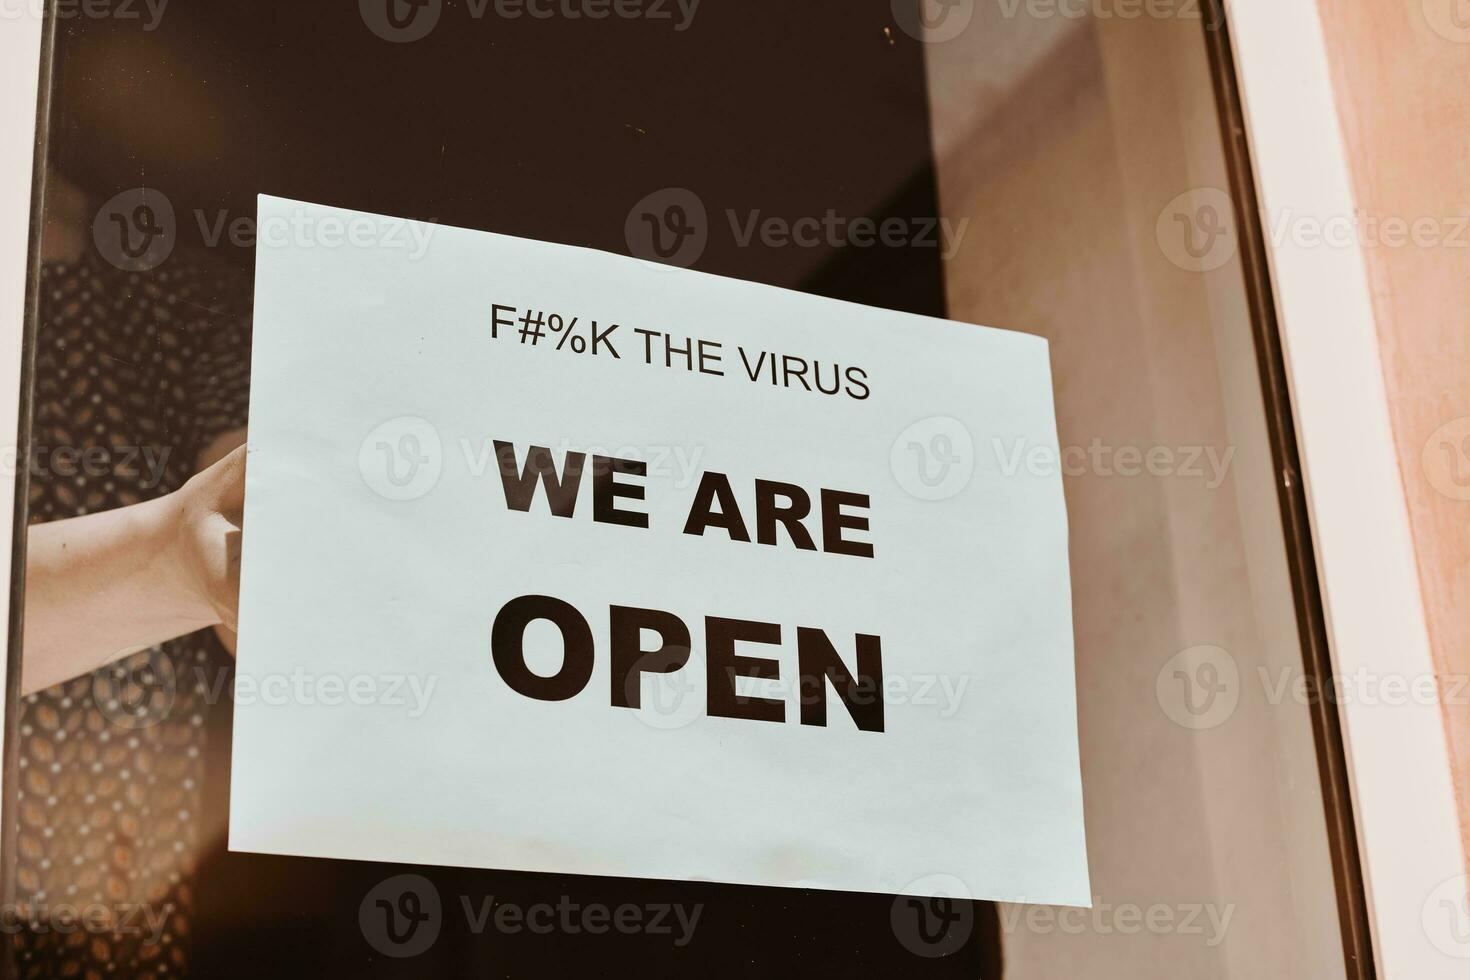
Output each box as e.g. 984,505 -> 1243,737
4,2 -> 1368,976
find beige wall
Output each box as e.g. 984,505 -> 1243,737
1315,0 -> 1470,869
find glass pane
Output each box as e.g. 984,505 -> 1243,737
9,2 -> 1348,977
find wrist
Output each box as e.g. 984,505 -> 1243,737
143,484 -> 220,629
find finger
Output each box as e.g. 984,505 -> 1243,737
214,444 -> 248,523
220,526 -> 242,631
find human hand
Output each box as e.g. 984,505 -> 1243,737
20,435 -> 248,694
173,442 -> 245,638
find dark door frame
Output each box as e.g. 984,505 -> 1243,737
1200,2 -> 1375,976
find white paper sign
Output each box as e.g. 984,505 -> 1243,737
232,194 -> 1090,906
